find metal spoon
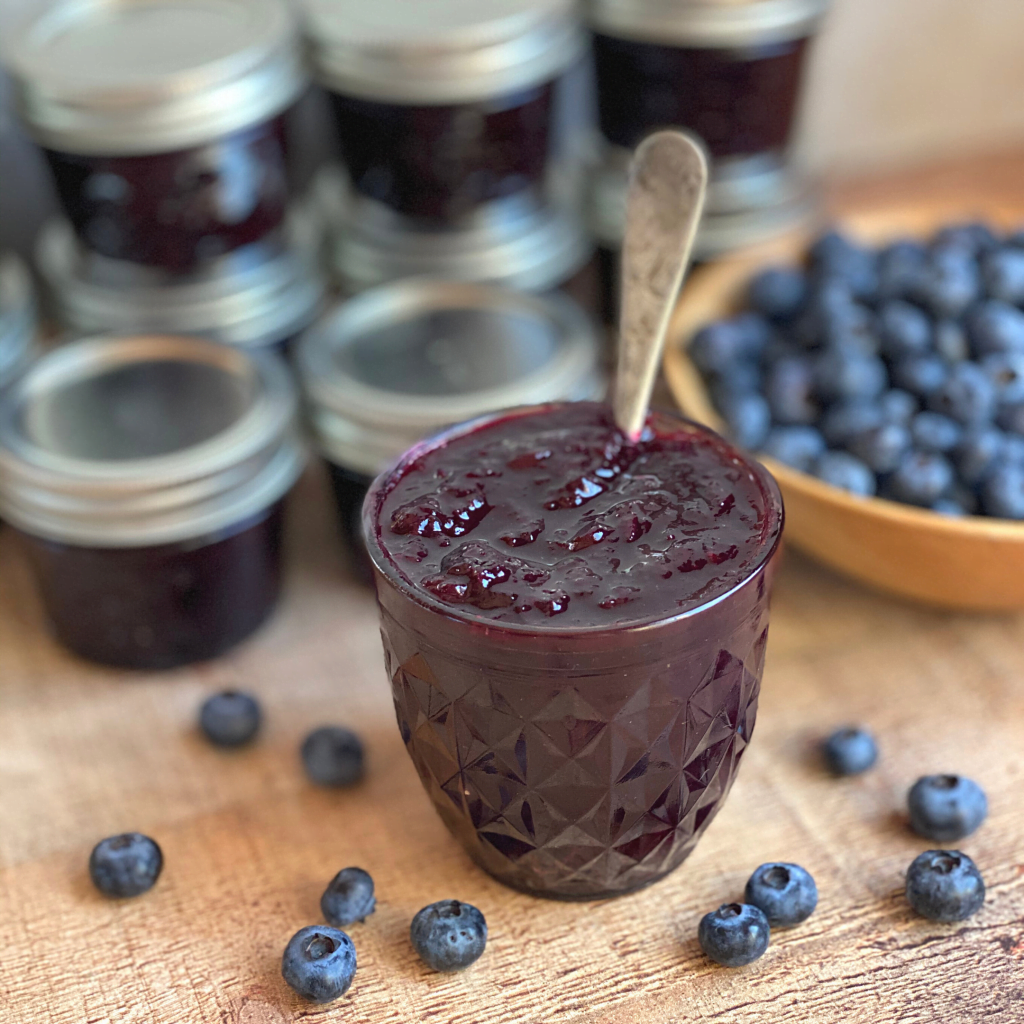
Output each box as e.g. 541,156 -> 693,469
612,130 -> 709,440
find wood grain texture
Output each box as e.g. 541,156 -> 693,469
3,154 -> 1024,1023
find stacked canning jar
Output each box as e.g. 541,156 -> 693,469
4,0 -> 325,351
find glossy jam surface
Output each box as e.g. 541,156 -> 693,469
375,403 -> 776,629
329,85 -> 554,224
593,34 -> 810,157
44,113 -> 296,275
21,503 -> 284,670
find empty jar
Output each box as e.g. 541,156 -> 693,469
304,0 -> 587,227
0,335 -> 305,669
0,254 -> 38,391
4,0 -> 308,278
296,279 -> 603,565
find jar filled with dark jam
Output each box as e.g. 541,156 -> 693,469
586,0 -> 829,299
4,0 -> 309,279
304,0 -> 587,228
296,279 -> 604,577
36,217 -> 324,357
0,255 -> 39,391
0,335 -> 305,669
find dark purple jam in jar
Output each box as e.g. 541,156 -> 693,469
306,0 -> 585,227
364,402 -> 783,898
6,0 -> 308,277
0,335 -> 305,670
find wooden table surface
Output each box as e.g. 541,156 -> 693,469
3,153 -> 1024,1024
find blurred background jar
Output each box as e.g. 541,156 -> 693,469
0,254 -> 39,392
3,0 -> 309,282
585,0 -> 831,321
296,280 -> 604,576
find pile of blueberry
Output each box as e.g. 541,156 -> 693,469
690,222 -> 1024,518
696,726 -> 989,968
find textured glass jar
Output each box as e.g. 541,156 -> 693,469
297,280 -> 603,571
0,254 -> 38,391
0,335 -> 304,669
304,0 -> 586,228
4,0 -> 308,278
364,403 -> 783,898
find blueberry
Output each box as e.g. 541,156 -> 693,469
1002,432 -> 1024,464
410,900 -> 487,972
846,422 -> 911,473
814,349 -> 888,403
892,355 -> 949,399
716,392 -> 771,450
928,362 -> 996,425
748,266 -> 808,320
89,833 -> 163,898
820,401 -> 883,446
798,280 -> 877,352
910,412 -> 963,453
281,926 -> 357,1003
877,238 -> 927,299
981,352 -> 1024,404
823,726 -> 878,776
968,300 -> 1024,356
812,451 -> 877,496
697,903 -> 771,967
730,312 -> 773,359
908,774 -> 988,841
982,246 -> 1024,303
302,727 -> 365,787
981,463 -> 1024,518
905,850 -> 985,922
744,863 -> 818,926
934,320 -> 969,363
886,451 -> 955,506
879,300 -> 932,360
762,426 -> 826,471
932,498 -> 969,517
689,321 -> 747,375
954,427 -> 1005,486
932,221 -> 998,256
809,230 -> 878,300
199,690 -> 261,748
878,388 -> 919,425
709,361 -> 761,397
764,356 -> 818,425
321,867 -> 376,927
996,401 -> 1024,436
911,247 -> 981,318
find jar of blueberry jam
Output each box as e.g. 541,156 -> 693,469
37,219 -> 324,357
0,335 -> 304,669
298,280 -> 603,574
4,0 -> 308,278
0,255 -> 39,391
304,0 -> 586,228
364,401 -> 783,898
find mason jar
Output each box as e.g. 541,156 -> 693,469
0,334 -> 305,669
4,0 -> 309,279
0,254 -> 38,391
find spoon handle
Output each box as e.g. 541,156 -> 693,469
612,130 -> 708,440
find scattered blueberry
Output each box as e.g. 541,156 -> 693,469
717,392 -> 771,450
410,900 -> 487,972
698,903 -> 771,967
199,690 -> 261,748
281,926 -> 357,1003
928,361 -> 996,425
762,426 -> 826,471
748,266 -> 807,320
823,726 -> 877,776
878,388 -> 919,425
765,356 -> 818,425
89,833 -> 163,898
302,727 -> 365,787
879,300 -> 932,360
908,774 -> 988,841
982,463 -> 1024,519
847,422 -> 911,474
744,863 -> 818,926
885,452 -> 955,506
905,850 -> 985,922
891,355 -> 949,399
812,451 -> 876,496
968,301 -> 1024,356
910,412 -> 963,453
321,867 -> 376,927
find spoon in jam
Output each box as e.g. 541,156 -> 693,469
612,130 -> 708,440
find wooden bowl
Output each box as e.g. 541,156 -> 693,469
663,209 -> 1024,611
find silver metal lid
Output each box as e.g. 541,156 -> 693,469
37,218 -> 325,349
297,279 -> 604,475
4,0 -> 308,155
587,0 -> 831,47
0,255 -> 39,390
332,203 -> 593,294
304,0 -> 586,104
0,334 -> 305,546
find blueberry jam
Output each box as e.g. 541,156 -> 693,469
367,402 -> 782,898
376,403 -> 775,627
593,34 -> 810,158
44,113 -> 296,276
